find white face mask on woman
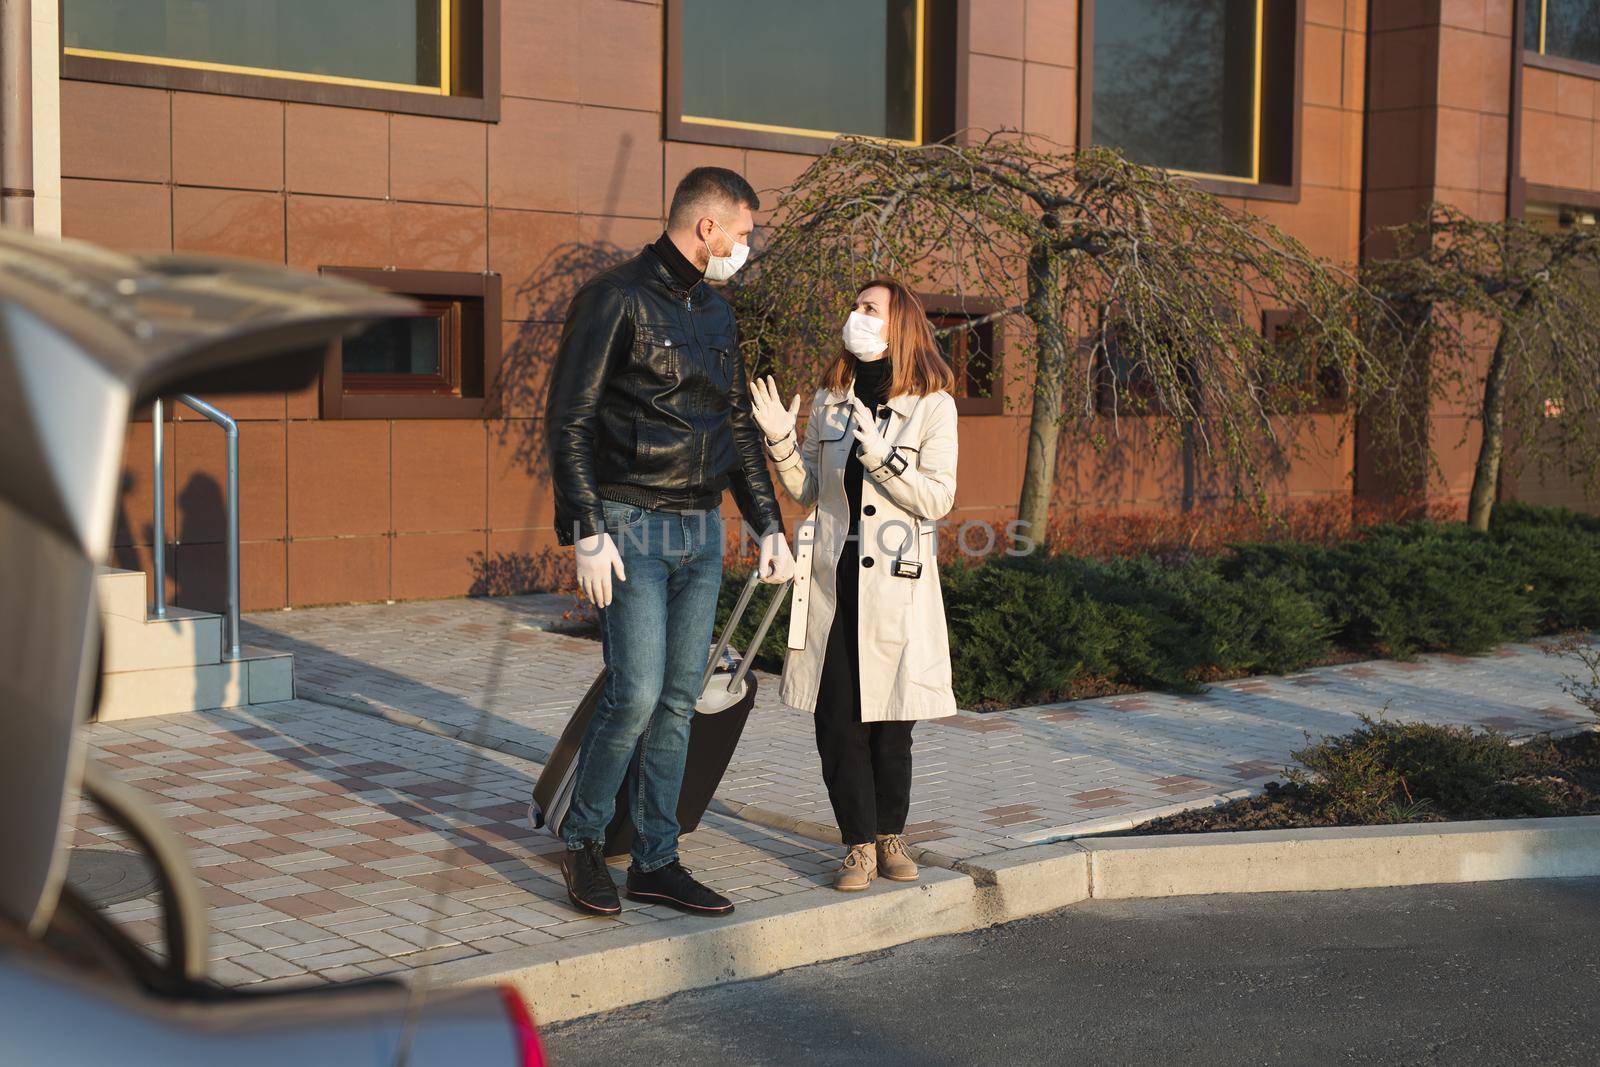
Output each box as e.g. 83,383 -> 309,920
703,220 -> 749,282
842,310 -> 888,356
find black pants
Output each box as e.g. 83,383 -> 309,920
814,532 -> 914,847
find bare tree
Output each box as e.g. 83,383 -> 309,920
732,134 -> 1393,542
1362,204 -> 1600,531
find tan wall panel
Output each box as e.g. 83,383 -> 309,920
58,1 -> 1523,608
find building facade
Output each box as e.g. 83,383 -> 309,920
32,0 -> 1594,610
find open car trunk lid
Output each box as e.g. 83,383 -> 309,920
0,230 -> 414,936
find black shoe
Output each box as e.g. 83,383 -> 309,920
563,841 -> 621,916
625,861 -> 734,915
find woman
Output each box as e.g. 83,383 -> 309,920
750,278 -> 959,892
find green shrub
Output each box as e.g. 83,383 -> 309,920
1224,522 -> 1538,657
1484,502 -> 1600,628
943,554 -> 1331,702
1325,526 -> 1536,655
1128,722 -> 1600,833
1490,500 -> 1600,536
1491,526 -> 1600,632
1214,538 -> 1326,590
1077,556 -> 1332,680
945,556 -> 1124,706
717,503 -> 1600,709
1289,716 -> 1554,823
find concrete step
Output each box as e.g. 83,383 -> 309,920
98,645 -> 294,722
101,604 -> 222,673
94,566 -> 149,622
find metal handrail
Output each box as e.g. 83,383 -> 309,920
151,395 -> 240,661
151,397 -> 166,619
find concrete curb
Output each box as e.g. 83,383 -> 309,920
953,842 -> 1092,921
425,816 -> 1600,1025
1078,816 -> 1600,899
425,870 -> 982,1025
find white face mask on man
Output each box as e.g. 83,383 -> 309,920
703,219 -> 750,282
842,310 -> 888,356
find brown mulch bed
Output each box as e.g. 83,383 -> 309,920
1118,729 -> 1600,835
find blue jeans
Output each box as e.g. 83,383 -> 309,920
561,497 -> 724,872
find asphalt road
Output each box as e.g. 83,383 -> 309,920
540,878 -> 1600,1066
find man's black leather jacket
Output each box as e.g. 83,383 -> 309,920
544,243 -> 785,547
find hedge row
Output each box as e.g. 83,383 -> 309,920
716,502 -> 1600,709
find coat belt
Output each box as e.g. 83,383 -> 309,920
786,507 -> 818,649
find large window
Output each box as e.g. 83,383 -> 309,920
1526,1 -> 1600,67
667,0 -> 956,153
1087,0 -> 1296,189
61,1 -> 495,120
65,0 -> 451,93
319,269 -> 501,420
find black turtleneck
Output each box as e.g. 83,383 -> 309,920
650,231 -> 704,291
850,352 -> 891,409
843,353 -> 892,554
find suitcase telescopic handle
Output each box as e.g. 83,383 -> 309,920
727,573 -> 792,692
702,568 -> 760,693
700,568 -> 793,695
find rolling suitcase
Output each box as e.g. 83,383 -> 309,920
530,567 -> 792,857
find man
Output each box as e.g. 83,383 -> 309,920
544,167 -> 794,917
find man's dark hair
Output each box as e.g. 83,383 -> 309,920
667,166 -> 760,230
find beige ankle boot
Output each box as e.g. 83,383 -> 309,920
833,843 -> 877,892
875,834 -> 918,882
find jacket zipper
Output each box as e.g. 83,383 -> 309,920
684,286 -> 703,486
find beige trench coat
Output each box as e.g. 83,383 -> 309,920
763,381 -> 959,722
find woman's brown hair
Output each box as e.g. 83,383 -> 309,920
821,278 -> 957,399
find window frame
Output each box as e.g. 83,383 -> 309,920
60,0 -> 501,122
1522,185 -> 1600,220
319,268 -> 502,419
919,292 -> 1004,415
664,0 -> 959,155
1523,0 -> 1600,79
1090,345 -> 1193,419
1259,308 -> 1349,414
340,298 -> 463,396
1077,0 -> 1304,203
1087,312 -> 1204,419
1091,348 -> 1163,417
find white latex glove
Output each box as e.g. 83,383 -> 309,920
757,529 -> 794,583
750,374 -> 800,444
847,394 -> 892,467
575,530 -> 626,608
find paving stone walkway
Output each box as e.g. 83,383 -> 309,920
72,699 -> 839,988
71,592 -> 1594,989
243,595 -> 1594,857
